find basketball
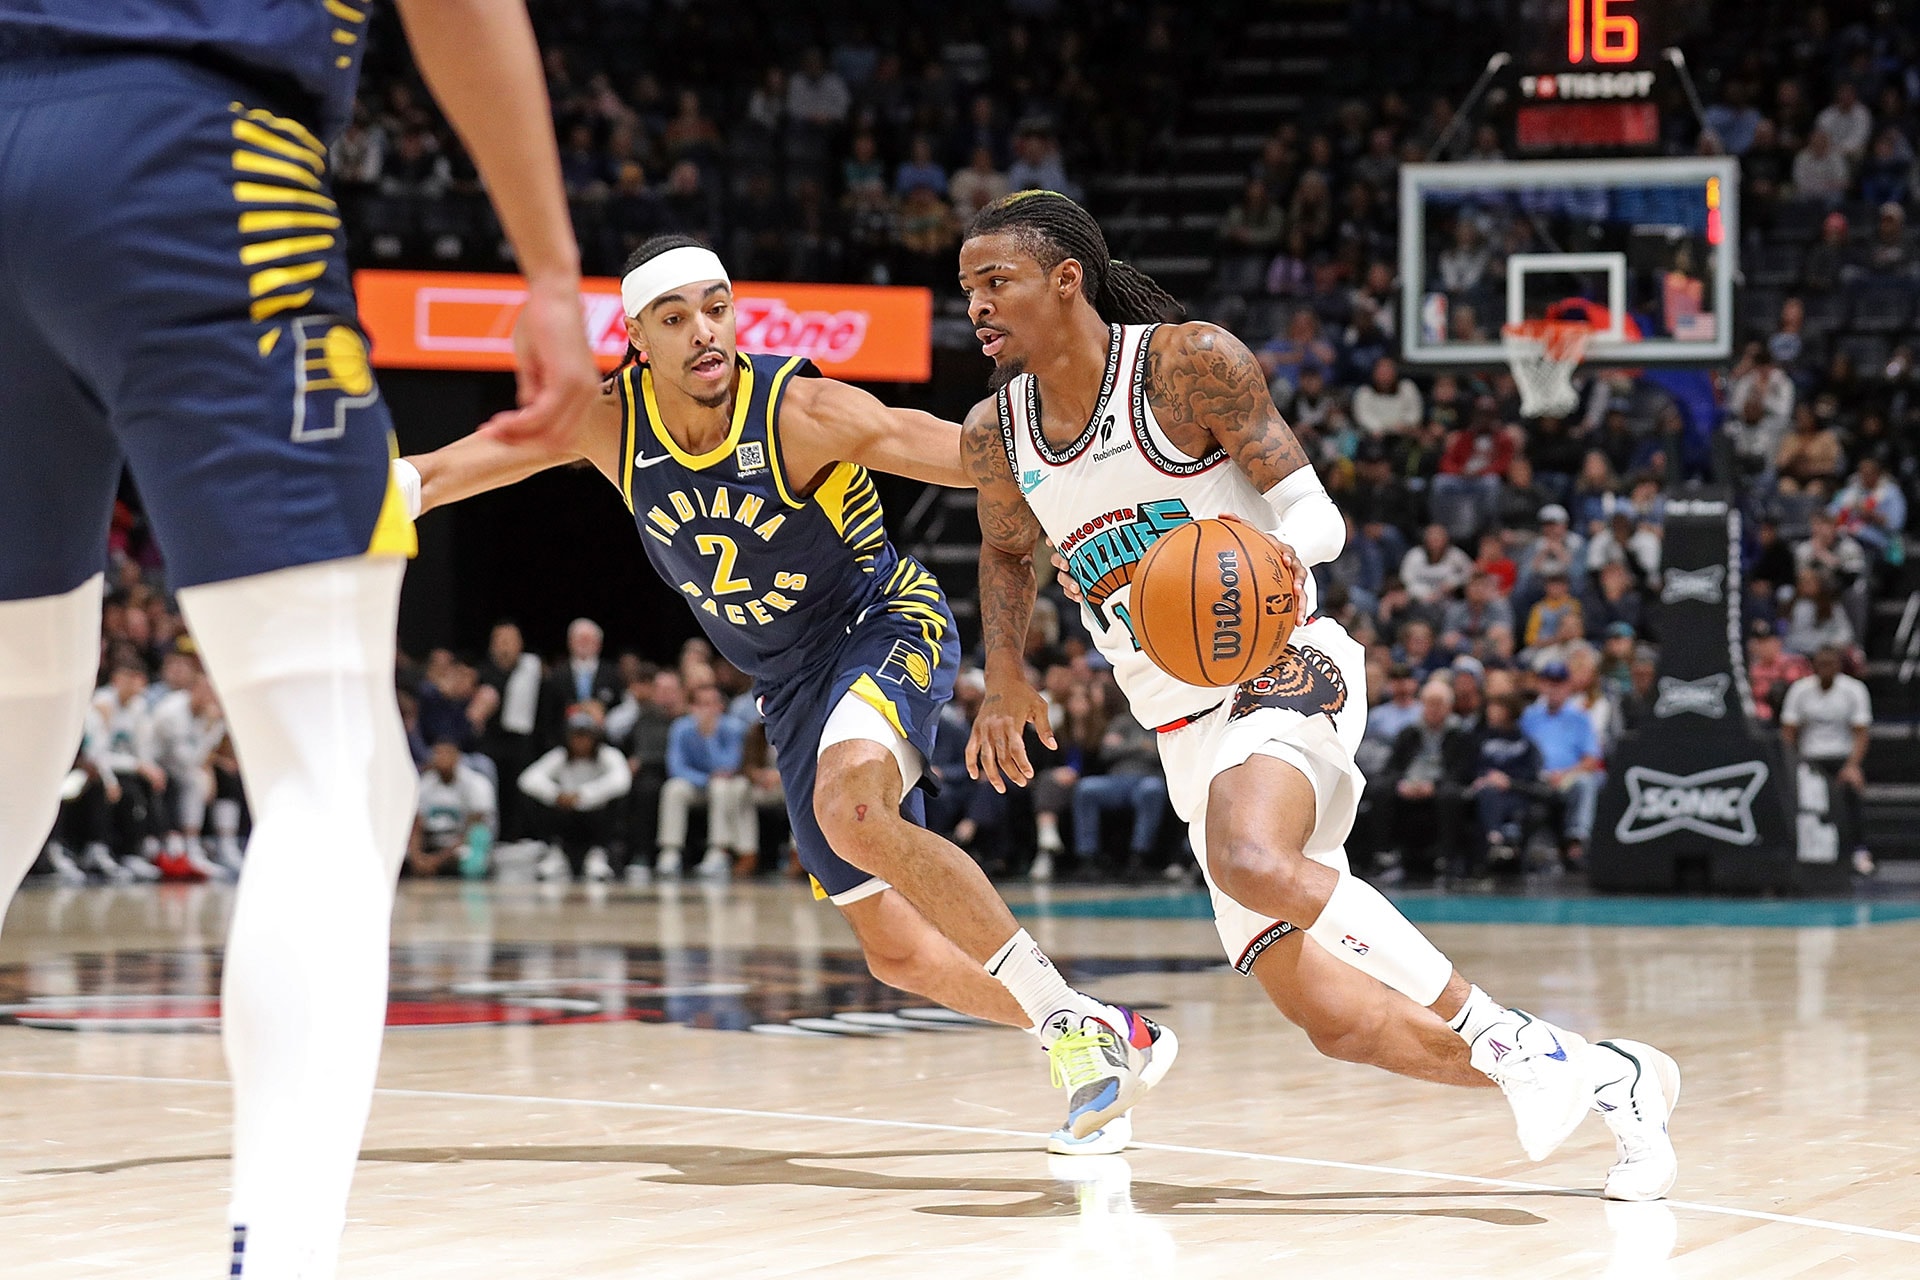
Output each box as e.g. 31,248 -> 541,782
1131,518 -> 1300,688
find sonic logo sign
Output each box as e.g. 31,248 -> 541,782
1660,564 -> 1725,605
1653,673 -> 1731,719
353,269 -> 931,381
1614,762 -> 1768,846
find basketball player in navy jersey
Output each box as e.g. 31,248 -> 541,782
401,234 -> 1175,1152
958,191 -> 1680,1201
0,3 -> 599,1274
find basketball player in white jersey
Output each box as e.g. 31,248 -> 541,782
957,191 -> 1680,1201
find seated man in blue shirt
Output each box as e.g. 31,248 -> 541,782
658,683 -> 752,879
1519,661 -> 1606,866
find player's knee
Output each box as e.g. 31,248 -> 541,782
814,772 -> 897,874
1304,1003 -> 1385,1065
1209,834 -> 1308,910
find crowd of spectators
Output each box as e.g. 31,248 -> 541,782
333,1 -> 1199,284
31,3 -> 1920,887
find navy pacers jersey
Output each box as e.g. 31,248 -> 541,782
614,352 -> 958,903
616,352 -> 947,686
0,1 -> 371,139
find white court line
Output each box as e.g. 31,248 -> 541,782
5,1068 -> 1918,1247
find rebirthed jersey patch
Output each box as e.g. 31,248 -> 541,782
1229,645 -> 1348,722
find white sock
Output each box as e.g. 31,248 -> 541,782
181,557 -> 414,1279
1303,872 -> 1455,1008
1447,984 -> 1505,1044
985,928 -> 1118,1041
0,576 -> 103,908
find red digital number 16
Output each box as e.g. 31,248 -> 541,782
1568,0 -> 1640,65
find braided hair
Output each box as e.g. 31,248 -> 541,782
615,233 -> 717,372
964,190 -> 1186,325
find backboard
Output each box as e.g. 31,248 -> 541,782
1399,156 -> 1739,368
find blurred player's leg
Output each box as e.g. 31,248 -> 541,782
0,253 -> 124,916
180,556 -> 414,1278
0,579 -> 106,905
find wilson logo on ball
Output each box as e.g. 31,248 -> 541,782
1211,549 -> 1244,661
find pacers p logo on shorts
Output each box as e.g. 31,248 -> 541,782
291,315 -> 380,442
878,638 -> 933,692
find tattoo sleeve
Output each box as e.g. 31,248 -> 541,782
1144,322 -> 1312,493
962,407 -> 1045,673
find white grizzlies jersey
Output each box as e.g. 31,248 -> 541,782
1000,322 -> 1320,729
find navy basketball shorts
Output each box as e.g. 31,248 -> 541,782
758,600 -> 961,902
0,54 -> 411,603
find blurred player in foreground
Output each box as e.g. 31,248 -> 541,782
0,2 -> 599,1273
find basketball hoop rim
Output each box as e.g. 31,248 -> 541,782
1500,319 -> 1593,362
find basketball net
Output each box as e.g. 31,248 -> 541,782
1501,319 -> 1589,419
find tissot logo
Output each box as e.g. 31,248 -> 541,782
1661,565 -> 1725,605
1615,762 -> 1768,846
1653,674 -> 1731,719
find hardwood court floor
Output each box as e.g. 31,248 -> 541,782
3,878 -> 1919,1278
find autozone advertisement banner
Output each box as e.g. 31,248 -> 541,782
353,270 -> 933,382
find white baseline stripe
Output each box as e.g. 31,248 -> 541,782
4,1069 -> 1917,1247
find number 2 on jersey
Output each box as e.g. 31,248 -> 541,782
695,535 -> 752,596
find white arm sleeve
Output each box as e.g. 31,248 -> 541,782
392,458 -> 423,521
1263,467 -> 1346,568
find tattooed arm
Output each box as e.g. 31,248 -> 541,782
1144,321 -> 1345,569
961,396 -> 1056,792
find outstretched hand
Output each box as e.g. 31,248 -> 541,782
480,278 -> 600,448
966,678 -> 1056,793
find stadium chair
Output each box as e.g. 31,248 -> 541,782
1849,285 -> 1916,335
1801,291 -> 1851,337
1771,198 -> 1831,244
1748,243 -> 1805,289
1835,333 -> 1892,377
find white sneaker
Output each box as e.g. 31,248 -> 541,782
535,845 -> 570,882
696,848 -> 730,880
1589,1039 -> 1681,1201
1469,1008 -> 1591,1161
655,848 -> 682,878
1047,1111 -> 1132,1156
45,844 -> 89,887
583,847 -> 613,883
82,844 -> 132,884
624,860 -> 652,887
1046,1007 -> 1178,1140
1029,850 -> 1054,882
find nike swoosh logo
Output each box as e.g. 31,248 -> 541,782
1546,1034 -> 1568,1062
633,454 -> 676,470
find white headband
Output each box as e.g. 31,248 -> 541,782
620,246 -> 731,317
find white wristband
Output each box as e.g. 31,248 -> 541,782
1263,466 -> 1345,567
392,457 -> 423,521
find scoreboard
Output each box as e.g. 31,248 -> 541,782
1508,1 -> 1710,152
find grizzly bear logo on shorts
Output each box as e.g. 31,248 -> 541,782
1228,646 -> 1347,723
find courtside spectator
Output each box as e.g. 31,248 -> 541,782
1746,619 -> 1811,720
657,684 -> 751,880
1780,647 -> 1875,876
519,712 -> 632,883
409,739 -> 497,878
1468,694 -> 1542,875
476,621 -> 544,838
542,617 -> 622,743
1376,679 -> 1475,881
1071,711 -> 1169,881
1521,661 -> 1606,865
